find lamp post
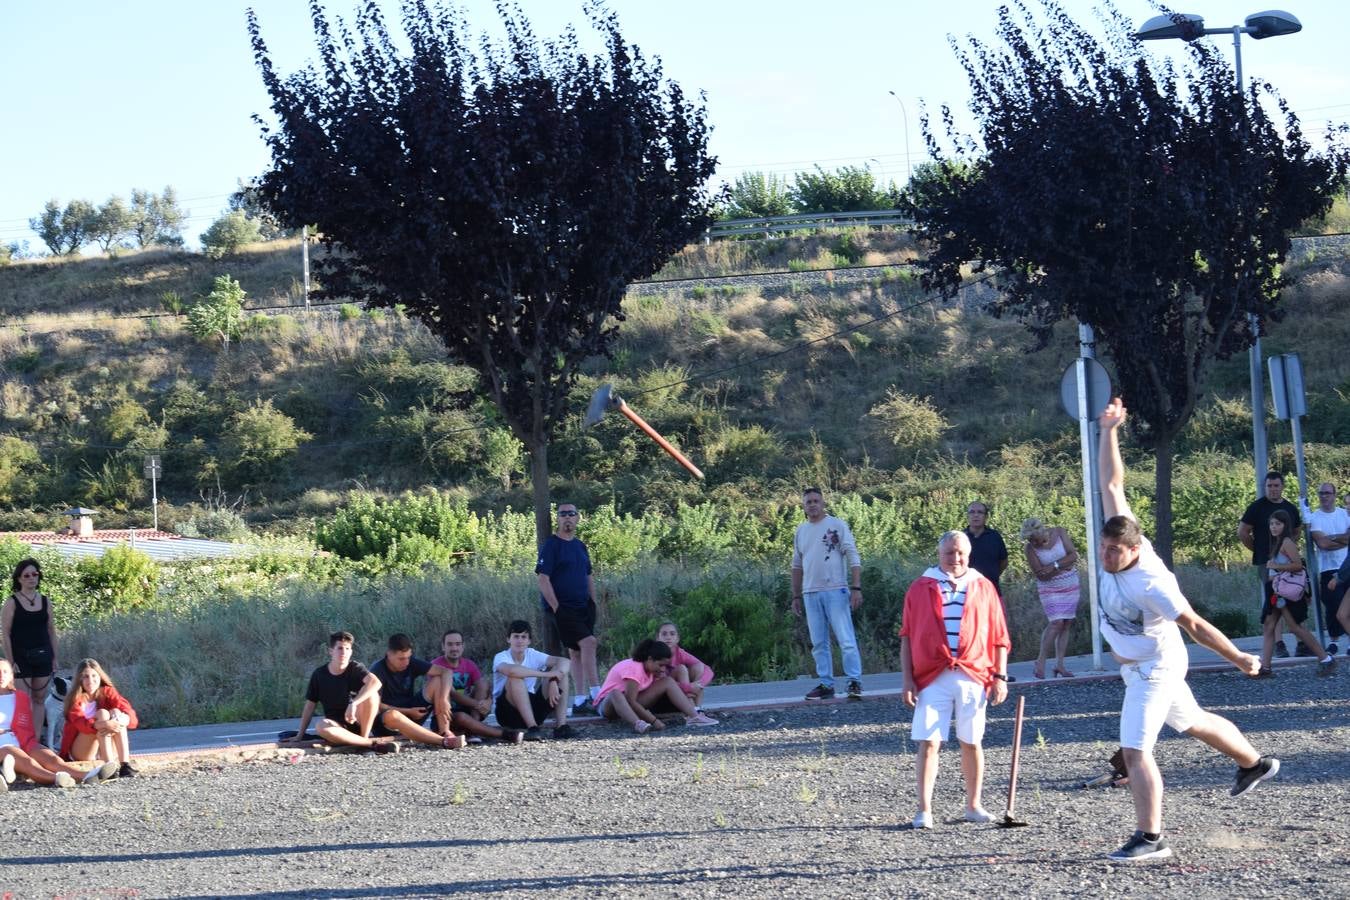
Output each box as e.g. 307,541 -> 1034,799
887,90 -> 913,188
1136,9 -> 1302,503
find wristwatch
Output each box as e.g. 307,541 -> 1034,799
1053,560 -> 1060,570
991,673 -> 1008,681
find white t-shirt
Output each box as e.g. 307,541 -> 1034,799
791,515 -> 862,592
1097,536 -> 1191,663
491,647 -> 551,698
1307,507 -> 1349,573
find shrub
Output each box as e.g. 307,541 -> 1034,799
174,508 -> 250,541
481,428 -> 525,490
187,275 -> 246,347
76,546 -> 159,617
0,436 -> 43,505
221,399 -> 312,485
315,491 -> 480,567
664,577 -> 796,680
200,211 -> 263,259
867,390 -> 950,453
338,303 -> 362,321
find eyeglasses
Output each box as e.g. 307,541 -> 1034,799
558,510 -> 578,517
1318,491 -> 1335,496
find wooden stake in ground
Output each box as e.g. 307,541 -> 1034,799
999,694 -> 1029,828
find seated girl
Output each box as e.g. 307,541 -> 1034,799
61,658 -> 140,777
595,638 -> 718,733
0,658 -> 115,789
656,622 -> 714,710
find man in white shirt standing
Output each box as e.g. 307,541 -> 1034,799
1307,482 -> 1349,656
1096,398 -> 1277,863
791,487 -> 864,701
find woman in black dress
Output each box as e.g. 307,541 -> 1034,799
1,558 -> 59,746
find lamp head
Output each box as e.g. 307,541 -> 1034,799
1136,12 -> 1206,41
1245,10 -> 1301,39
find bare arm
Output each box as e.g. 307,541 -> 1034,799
1269,538 -> 1303,572
790,567 -> 804,616
1098,397 -> 1131,522
900,636 -> 916,707
1056,529 -> 1080,569
352,672 -> 382,707
537,574 -> 559,612
1175,609 -> 1260,675
1,598 -> 13,663
45,598 -> 58,668
1237,522 -> 1255,552
296,699 -> 317,737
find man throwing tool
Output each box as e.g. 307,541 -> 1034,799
1096,397 -> 1278,862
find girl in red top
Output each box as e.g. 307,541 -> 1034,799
61,658 -> 139,777
0,658 -> 115,789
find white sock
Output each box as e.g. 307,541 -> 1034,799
588,686 -> 600,702
1320,655 -> 1332,663
573,695 -> 586,706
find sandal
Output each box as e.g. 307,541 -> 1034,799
1032,666 -> 1046,680
1054,668 -> 1075,678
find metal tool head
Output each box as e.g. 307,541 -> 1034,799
584,383 -> 619,428
997,814 -> 1029,828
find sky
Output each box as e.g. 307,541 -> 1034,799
2,0 -> 1347,252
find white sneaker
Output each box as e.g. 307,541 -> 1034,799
1,754 -> 15,784
685,712 -> 719,727
964,806 -> 996,824
633,720 -> 651,734
912,810 -> 933,830
54,771 -> 76,789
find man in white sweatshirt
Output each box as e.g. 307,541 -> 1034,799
791,487 -> 864,701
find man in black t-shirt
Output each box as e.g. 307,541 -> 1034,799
1238,472 -> 1303,652
295,631 -> 398,752
368,633 -> 465,750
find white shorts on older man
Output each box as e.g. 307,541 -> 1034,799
910,668 -> 988,744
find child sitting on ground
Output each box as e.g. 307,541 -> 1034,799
595,638 -> 718,733
656,621 -> 714,711
60,658 -> 140,778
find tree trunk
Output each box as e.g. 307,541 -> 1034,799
1152,434 -> 1175,569
529,440 -> 551,549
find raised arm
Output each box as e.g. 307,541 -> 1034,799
1098,397 -> 1132,523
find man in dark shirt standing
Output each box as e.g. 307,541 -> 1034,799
368,633 -> 465,750
295,631 -> 398,753
537,502 -> 599,717
964,500 -> 1013,682
1238,472 -> 1302,657
963,501 -> 1009,593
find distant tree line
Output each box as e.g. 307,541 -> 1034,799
16,179 -> 297,261
722,165 -> 906,220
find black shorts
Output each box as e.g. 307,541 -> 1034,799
495,688 -> 556,729
554,602 -> 597,652
1262,590 -> 1308,624
14,644 -> 53,680
371,706 -> 431,737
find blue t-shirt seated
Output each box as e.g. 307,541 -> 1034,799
536,535 -> 592,609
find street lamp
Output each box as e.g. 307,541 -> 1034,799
1136,9 -> 1303,501
887,90 -> 913,188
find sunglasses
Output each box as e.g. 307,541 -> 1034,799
558,510 -> 578,517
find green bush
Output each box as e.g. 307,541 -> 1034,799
867,390 -> 950,453
0,436 -> 43,505
664,577 -> 796,680
76,546 -> 158,617
174,508 -> 250,541
200,211 -> 263,259
315,491 -> 480,568
221,399 -> 311,485
187,275 -> 245,346
338,303 -> 362,321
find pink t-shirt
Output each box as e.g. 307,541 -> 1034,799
595,659 -> 657,703
670,647 -> 714,686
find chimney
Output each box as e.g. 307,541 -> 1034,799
62,507 -> 97,538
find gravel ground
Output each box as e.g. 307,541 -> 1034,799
1,664 -> 1346,899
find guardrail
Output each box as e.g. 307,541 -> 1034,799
706,209 -> 913,241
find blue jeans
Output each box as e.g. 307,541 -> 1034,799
804,588 -> 862,687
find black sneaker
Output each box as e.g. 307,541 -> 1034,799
805,684 -> 835,701
1231,756 -> 1280,797
1327,642 -> 1339,656
117,762 -> 137,779
1294,641 -> 1315,658
572,700 -> 599,718
522,726 -> 546,742
372,740 -> 400,755
846,680 -> 863,701
551,724 -> 577,740
1273,642 -> 1290,659
1107,831 -> 1172,861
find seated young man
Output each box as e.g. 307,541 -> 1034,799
368,633 -> 465,750
427,628 -> 523,744
295,631 -> 398,753
491,620 -> 575,740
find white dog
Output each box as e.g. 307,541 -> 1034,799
43,674 -> 69,749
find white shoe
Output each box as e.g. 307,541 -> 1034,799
964,806 -> 995,824
1,754 -> 15,784
82,761 -> 117,785
685,712 -> 719,727
54,771 -> 76,789
633,720 -> 651,734
912,810 -> 933,830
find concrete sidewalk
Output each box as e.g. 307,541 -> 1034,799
128,634 -> 1327,760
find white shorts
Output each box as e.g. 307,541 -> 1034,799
1119,656 -> 1203,752
910,669 -> 988,744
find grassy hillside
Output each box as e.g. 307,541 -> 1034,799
0,229 -> 1348,556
